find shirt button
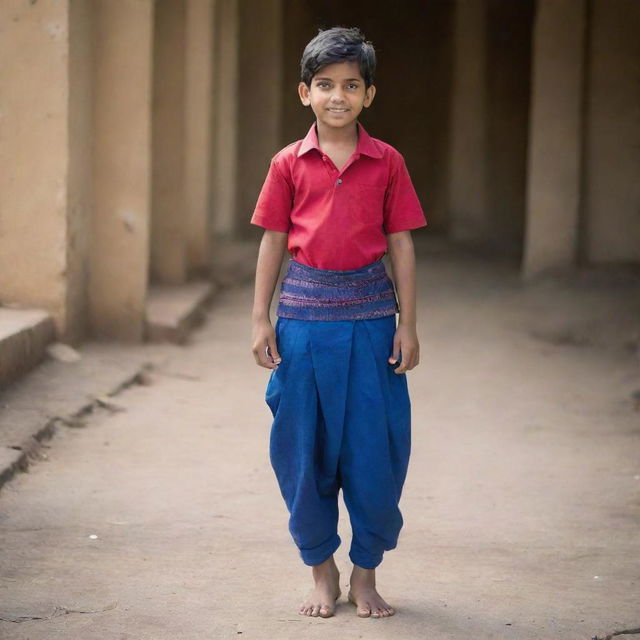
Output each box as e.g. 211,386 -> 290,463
336,178 -> 342,185
322,156 -> 327,162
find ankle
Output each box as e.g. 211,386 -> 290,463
350,565 -> 376,588
312,556 -> 338,578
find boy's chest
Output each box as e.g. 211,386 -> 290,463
290,154 -> 390,225
292,153 -> 389,194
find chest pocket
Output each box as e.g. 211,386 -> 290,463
350,183 -> 386,226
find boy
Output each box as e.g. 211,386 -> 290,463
251,27 -> 426,619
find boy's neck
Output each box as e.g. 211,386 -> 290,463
315,120 -> 359,148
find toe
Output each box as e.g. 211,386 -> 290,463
311,605 -> 320,617
319,605 -> 332,618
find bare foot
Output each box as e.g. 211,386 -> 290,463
298,556 -> 341,618
347,565 -> 395,618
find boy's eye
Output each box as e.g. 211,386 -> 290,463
347,83 -> 359,90
316,81 -> 330,88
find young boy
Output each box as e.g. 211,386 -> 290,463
251,27 -> 426,619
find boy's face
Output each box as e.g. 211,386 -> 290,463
298,61 -> 376,132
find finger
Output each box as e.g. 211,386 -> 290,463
394,349 -> 411,373
403,348 -> 417,371
394,361 -> 408,374
400,345 -> 419,371
388,338 -> 401,364
267,340 -> 282,364
254,343 -> 278,370
264,346 -> 279,369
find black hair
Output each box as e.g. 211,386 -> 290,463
300,27 -> 376,88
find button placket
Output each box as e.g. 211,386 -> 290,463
321,155 -> 335,181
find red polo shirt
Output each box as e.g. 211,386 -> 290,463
250,122 -> 427,270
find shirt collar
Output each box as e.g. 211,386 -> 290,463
297,121 -> 383,159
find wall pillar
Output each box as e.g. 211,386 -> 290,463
447,0 -> 489,245
0,0 -> 92,344
90,0 -> 154,340
211,0 -> 239,239
236,0 -> 283,238
583,0 -> 640,265
523,0 -> 586,278
185,0 -> 216,273
151,0 -> 188,284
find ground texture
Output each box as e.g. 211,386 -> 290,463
1,248 -> 639,640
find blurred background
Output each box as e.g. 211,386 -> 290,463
0,0 -> 638,353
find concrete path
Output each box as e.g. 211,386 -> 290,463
1,250 -> 639,640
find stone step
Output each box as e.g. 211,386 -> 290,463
0,307 -> 54,391
145,280 -> 217,344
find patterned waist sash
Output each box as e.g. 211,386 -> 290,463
276,259 -> 399,321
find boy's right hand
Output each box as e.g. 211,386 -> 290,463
251,319 -> 282,370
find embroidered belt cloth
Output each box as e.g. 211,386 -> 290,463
276,258 -> 399,321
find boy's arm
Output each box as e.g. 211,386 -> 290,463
252,229 -> 288,369
386,230 -> 420,373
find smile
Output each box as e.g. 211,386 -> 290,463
328,108 -> 349,112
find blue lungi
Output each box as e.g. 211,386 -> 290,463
265,259 -> 411,569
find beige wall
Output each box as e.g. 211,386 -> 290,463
151,0 -> 188,284
523,0 -> 586,277
485,0 -> 533,257
90,0 -> 153,341
211,0 -> 239,238
583,0 -> 640,264
0,0 -> 68,323
281,0 -> 315,144
237,0 -> 283,237
0,0 -> 91,343
185,0 -> 216,272
448,0 -> 489,245
66,0 -> 93,342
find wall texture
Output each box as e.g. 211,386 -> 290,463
583,0 -> 640,264
237,0 -> 283,238
0,0 -> 90,342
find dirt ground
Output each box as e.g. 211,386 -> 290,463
1,246 -> 639,640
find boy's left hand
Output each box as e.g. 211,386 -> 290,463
388,324 -> 420,373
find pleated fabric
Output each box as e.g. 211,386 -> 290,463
265,314 -> 411,569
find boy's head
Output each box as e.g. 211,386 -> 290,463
300,27 -> 376,89
298,27 -> 377,128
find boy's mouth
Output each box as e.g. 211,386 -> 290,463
328,108 -> 349,113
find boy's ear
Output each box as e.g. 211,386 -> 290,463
298,82 -> 311,106
363,84 -> 376,108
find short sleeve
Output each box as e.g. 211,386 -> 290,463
250,158 -> 293,233
383,153 -> 427,234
